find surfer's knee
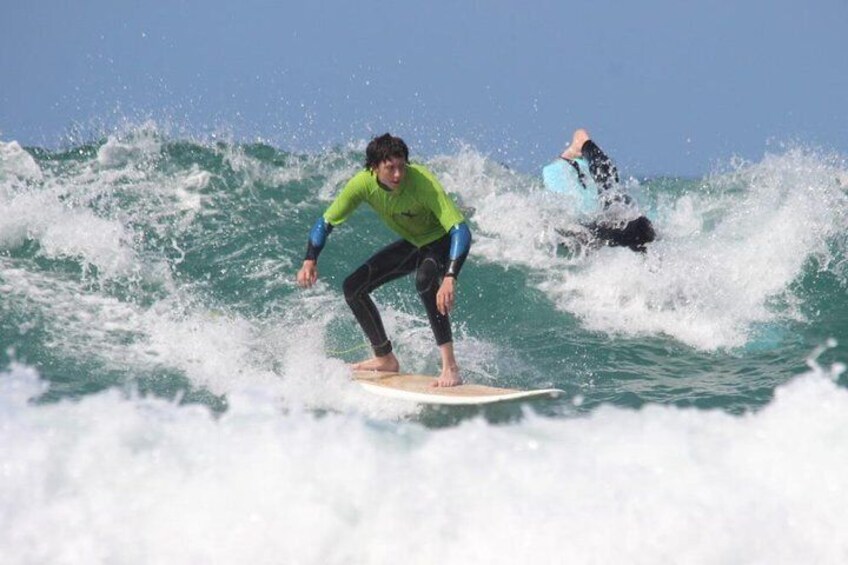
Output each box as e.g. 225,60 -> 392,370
415,257 -> 440,295
343,264 -> 370,303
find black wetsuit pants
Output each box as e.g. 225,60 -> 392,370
581,140 -> 656,252
582,139 -> 620,191
343,234 -> 452,357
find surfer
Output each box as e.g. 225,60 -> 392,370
296,133 -> 472,387
555,128 -> 655,252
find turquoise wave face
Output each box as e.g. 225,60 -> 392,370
1,128 -> 847,417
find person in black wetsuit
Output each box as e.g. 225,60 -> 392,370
560,128 -> 655,252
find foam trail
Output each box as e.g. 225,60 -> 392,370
2,354 -> 848,564
449,145 -> 848,350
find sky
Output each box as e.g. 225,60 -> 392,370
1,0 -> 847,176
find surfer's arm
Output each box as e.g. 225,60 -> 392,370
436,222 -> 471,315
304,217 -> 334,261
445,222 -> 471,278
298,175 -> 366,288
297,217 -> 334,288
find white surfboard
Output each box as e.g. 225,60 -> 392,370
353,371 -> 564,406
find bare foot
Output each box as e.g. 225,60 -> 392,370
561,128 -> 590,160
431,365 -> 462,387
350,353 -> 400,373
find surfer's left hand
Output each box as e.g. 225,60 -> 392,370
436,277 -> 456,315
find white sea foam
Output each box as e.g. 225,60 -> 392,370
0,185 -> 139,277
96,122 -> 163,168
0,256 -> 420,420
0,140 -> 43,184
559,149 -> 848,349
446,146 -> 848,350
1,352 -> 847,564
175,165 -> 209,213
432,146 -> 572,267
0,130 -> 190,278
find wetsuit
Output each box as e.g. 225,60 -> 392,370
305,164 -> 471,356
580,140 -> 655,252
581,140 -> 619,191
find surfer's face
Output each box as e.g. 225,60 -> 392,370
374,157 -> 406,190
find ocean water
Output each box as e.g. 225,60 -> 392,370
2,125 -> 848,564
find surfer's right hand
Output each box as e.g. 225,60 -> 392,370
297,260 -> 318,288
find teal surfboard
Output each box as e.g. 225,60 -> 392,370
542,158 -> 599,216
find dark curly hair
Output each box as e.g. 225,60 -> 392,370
365,133 -> 409,169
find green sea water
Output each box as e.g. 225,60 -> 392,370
2,128 -> 846,416
3,127 -> 848,563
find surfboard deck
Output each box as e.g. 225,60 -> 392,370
352,371 -> 564,406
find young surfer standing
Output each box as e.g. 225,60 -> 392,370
296,133 -> 472,387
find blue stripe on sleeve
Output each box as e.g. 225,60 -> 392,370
448,222 -> 471,260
